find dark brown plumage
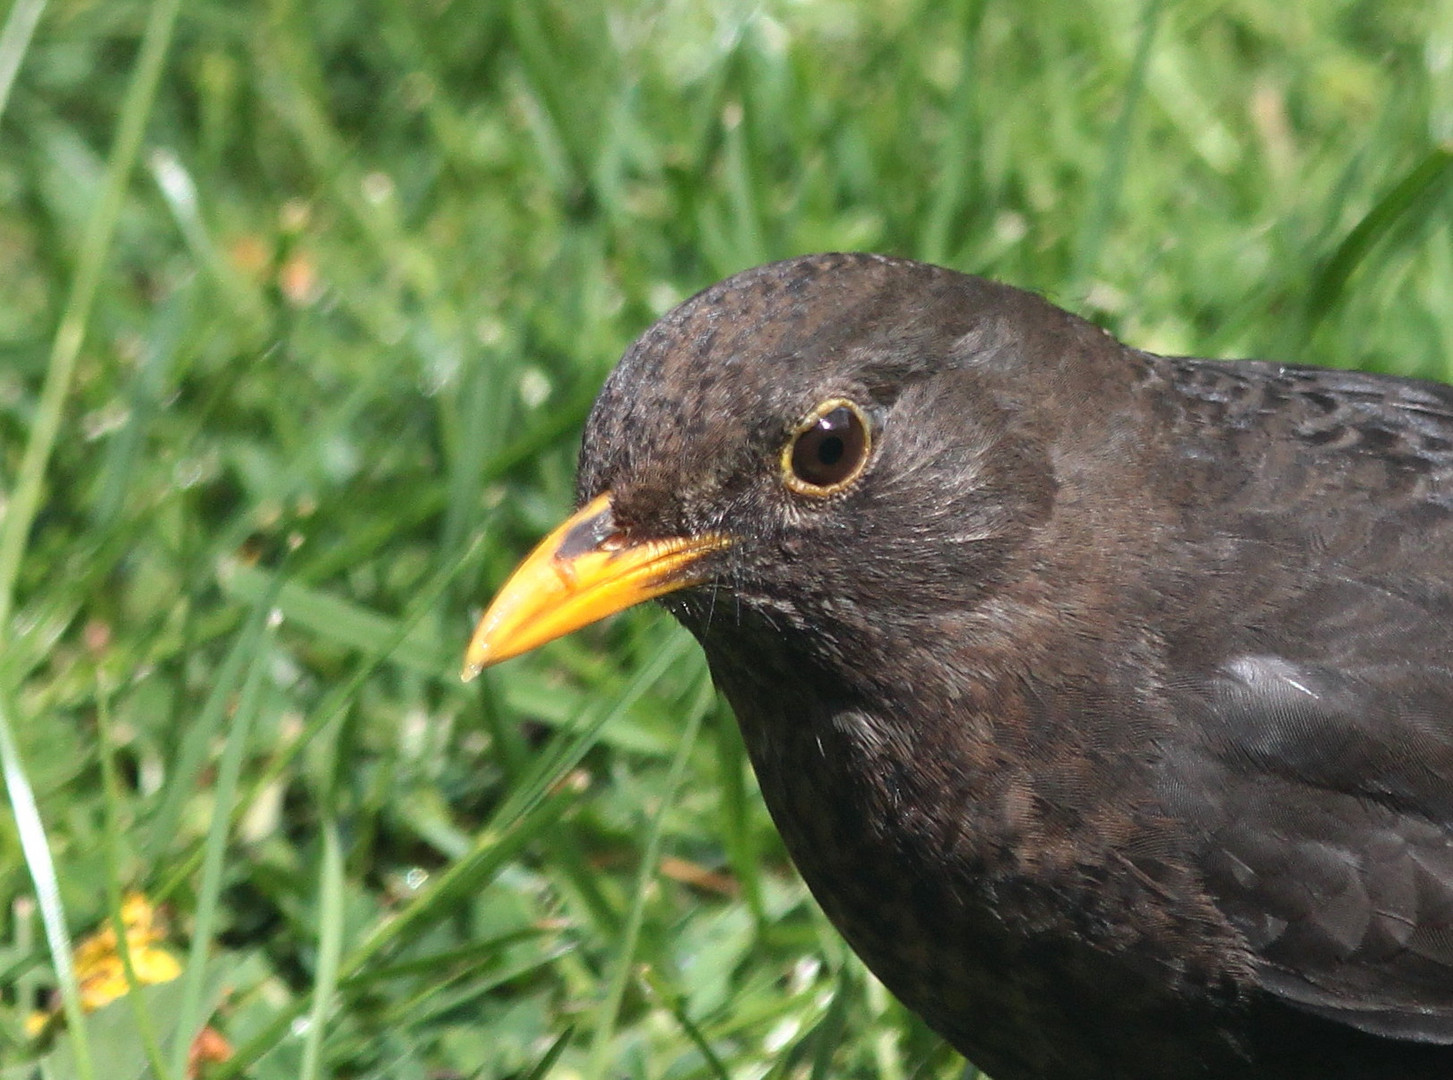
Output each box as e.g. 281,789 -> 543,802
468,253 -> 1453,1079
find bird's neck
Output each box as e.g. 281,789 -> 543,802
695,605 -> 1021,871
697,608 -> 1250,1071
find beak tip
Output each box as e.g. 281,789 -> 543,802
461,638 -> 492,681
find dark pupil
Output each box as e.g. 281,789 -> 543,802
792,407 -> 863,487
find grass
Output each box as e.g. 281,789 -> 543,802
0,0 -> 1450,1077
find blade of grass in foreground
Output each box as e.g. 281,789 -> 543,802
299,818 -> 345,1080
520,1025 -> 574,1080
0,689 -> 95,1080
0,0 -> 46,131
807,966 -> 854,1080
639,967 -> 733,1080
1305,147 -> 1453,328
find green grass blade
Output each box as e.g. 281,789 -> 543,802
807,965 -> 853,1080
299,818 -> 345,1080
639,967 -> 732,1080
370,944 -> 577,1030
0,689 -> 94,1080
336,928 -> 551,989
520,1025 -> 574,1080
0,0 -> 46,130
168,616 -> 278,1077
1306,147 -> 1453,326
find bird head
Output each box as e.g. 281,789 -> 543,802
464,253 -> 1063,686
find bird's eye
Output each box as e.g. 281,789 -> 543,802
782,399 -> 871,496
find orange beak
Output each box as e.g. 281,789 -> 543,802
462,492 -> 730,679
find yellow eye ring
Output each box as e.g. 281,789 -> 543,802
781,398 -> 872,496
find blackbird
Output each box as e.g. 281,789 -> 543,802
463,253 -> 1453,1079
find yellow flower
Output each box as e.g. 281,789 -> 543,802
28,893 -> 182,1034
73,893 -> 182,1012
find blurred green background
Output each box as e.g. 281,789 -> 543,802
0,0 -> 1450,1077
